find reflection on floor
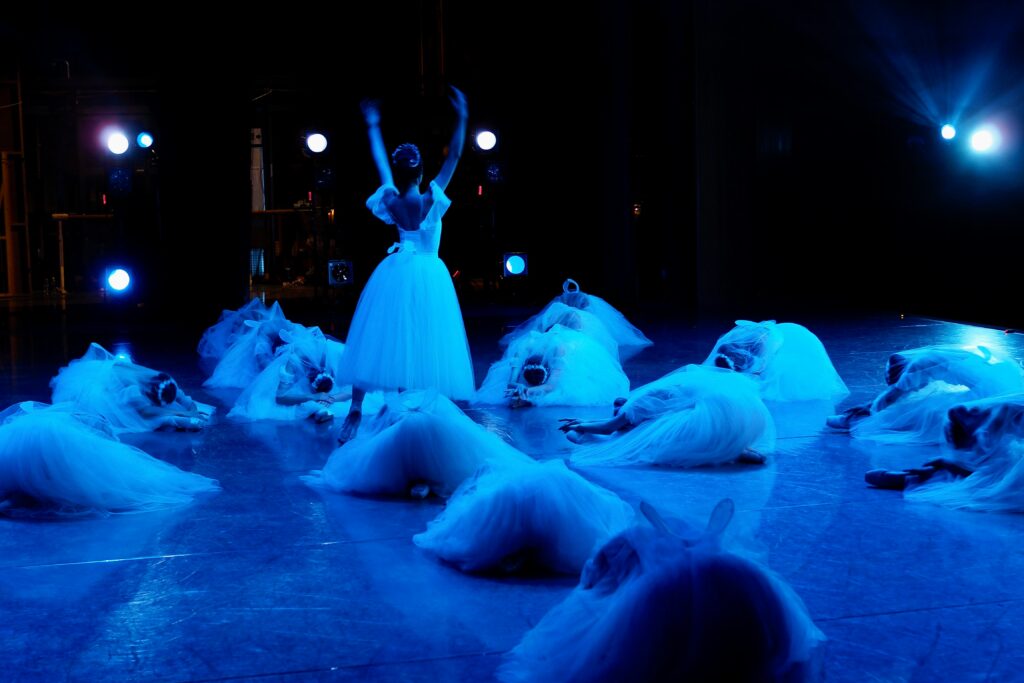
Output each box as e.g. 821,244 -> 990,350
2,305 -> 1024,682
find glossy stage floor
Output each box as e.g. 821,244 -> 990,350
2,300 -> 1023,682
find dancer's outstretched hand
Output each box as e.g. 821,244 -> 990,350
361,99 -> 381,126
558,418 -> 582,432
449,86 -> 468,118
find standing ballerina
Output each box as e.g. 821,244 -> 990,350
337,87 -> 474,442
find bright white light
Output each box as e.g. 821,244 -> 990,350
970,126 -> 998,153
476,130 -> 497,151
107,268 -> 131,291
940,124 -> 956,140
505,255 -> 526,275
306,133 -> 328,153
106,131 -> 130,155
136,132 -> 154,148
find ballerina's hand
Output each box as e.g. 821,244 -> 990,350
361,99 -> 381,126
558,418 -> 582,432
449,86 -> 468,118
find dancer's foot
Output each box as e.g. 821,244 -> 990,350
337,409 -> 362,444
410,482 -> 431,499
865,469 -> 911,490
825,414 -> 849,430
737,448 -> 767,465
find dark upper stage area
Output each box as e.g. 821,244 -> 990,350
2,0 -> 1024,329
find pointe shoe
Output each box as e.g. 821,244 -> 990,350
826,414 -> 849,430
737,449 -> 767,465
864,469 -> 910,490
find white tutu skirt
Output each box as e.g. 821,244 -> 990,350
51,343 -> 212,434
852,381 -> 973,445
305,392 -> 530,498
501,302 -> 624,360
498,521 -> 824,683
203,314 -> 301,390
414,460 -> 634,574
0,403 -> 220,515
337,251 -> 475,399
228,331 -> 348,422
476,328 -> 630,407
906,441 -> 1024,512
197,298 -> 279,362
572,366 -> 775,467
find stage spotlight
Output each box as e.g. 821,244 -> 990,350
969,125 -> 999,153
940,124 -> 956,140
306,133 -> 328,154
502,252 -> 528,277
106,268 -> 131,292
475,130 -> 497,151
106,131 -> 130,155
136,131 -> 154,148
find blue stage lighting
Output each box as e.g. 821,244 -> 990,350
106,131 -> 129,155
940,124 -> 956,140
306,133 -> 328,154
475,130 -> 497,151
107,268 -> 131,292
970,125 -> 998,153
503,253 -> 528,277
136,132 -> 154,148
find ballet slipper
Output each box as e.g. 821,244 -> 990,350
736,449 -> 766,465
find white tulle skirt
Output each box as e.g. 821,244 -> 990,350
336,251 -> 475,399
204,316 -> 298,389
498,520 -> 824,683
414,459 -> 634,574
305,392 -> 530,498
476,328 -> 630,407
571,366 -> 775,467
906,441 -> 1024,512
197,298 -> 278,362
228,333 -> 349,422
852,381 -> 972,445
50,344 -> 212,434
0,402 -> 220,515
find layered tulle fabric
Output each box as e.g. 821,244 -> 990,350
497,505 -> 824,683
0,402 -> 220,515
204,313 -> 300,389
197,298 -> 283,363
476,326 -> 630,407
500,286 -> 652,361
414,459 -> 634,574
905,392 -> 1024,512
501,302 -> 626,360
228,326 -> 348,422
571,365 -> 775,467
305,391 -> 531,498
336,182 -> 474,399
704,320 -> 850,407
852,345 -> 1024,445
50,343 -> 213,434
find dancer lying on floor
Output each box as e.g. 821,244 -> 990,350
497,499 -> 825,683
560,364 -> 775,467
704,319 -> 849,415
51,343 -> 213,433
413,458 -> 635,575
475,324 -> 629,408
228,325 -> 347,423
828,344 -> 1024,444
866,392 -> 1024,512
0,402 -> 219,515
500,278 -> 653,361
